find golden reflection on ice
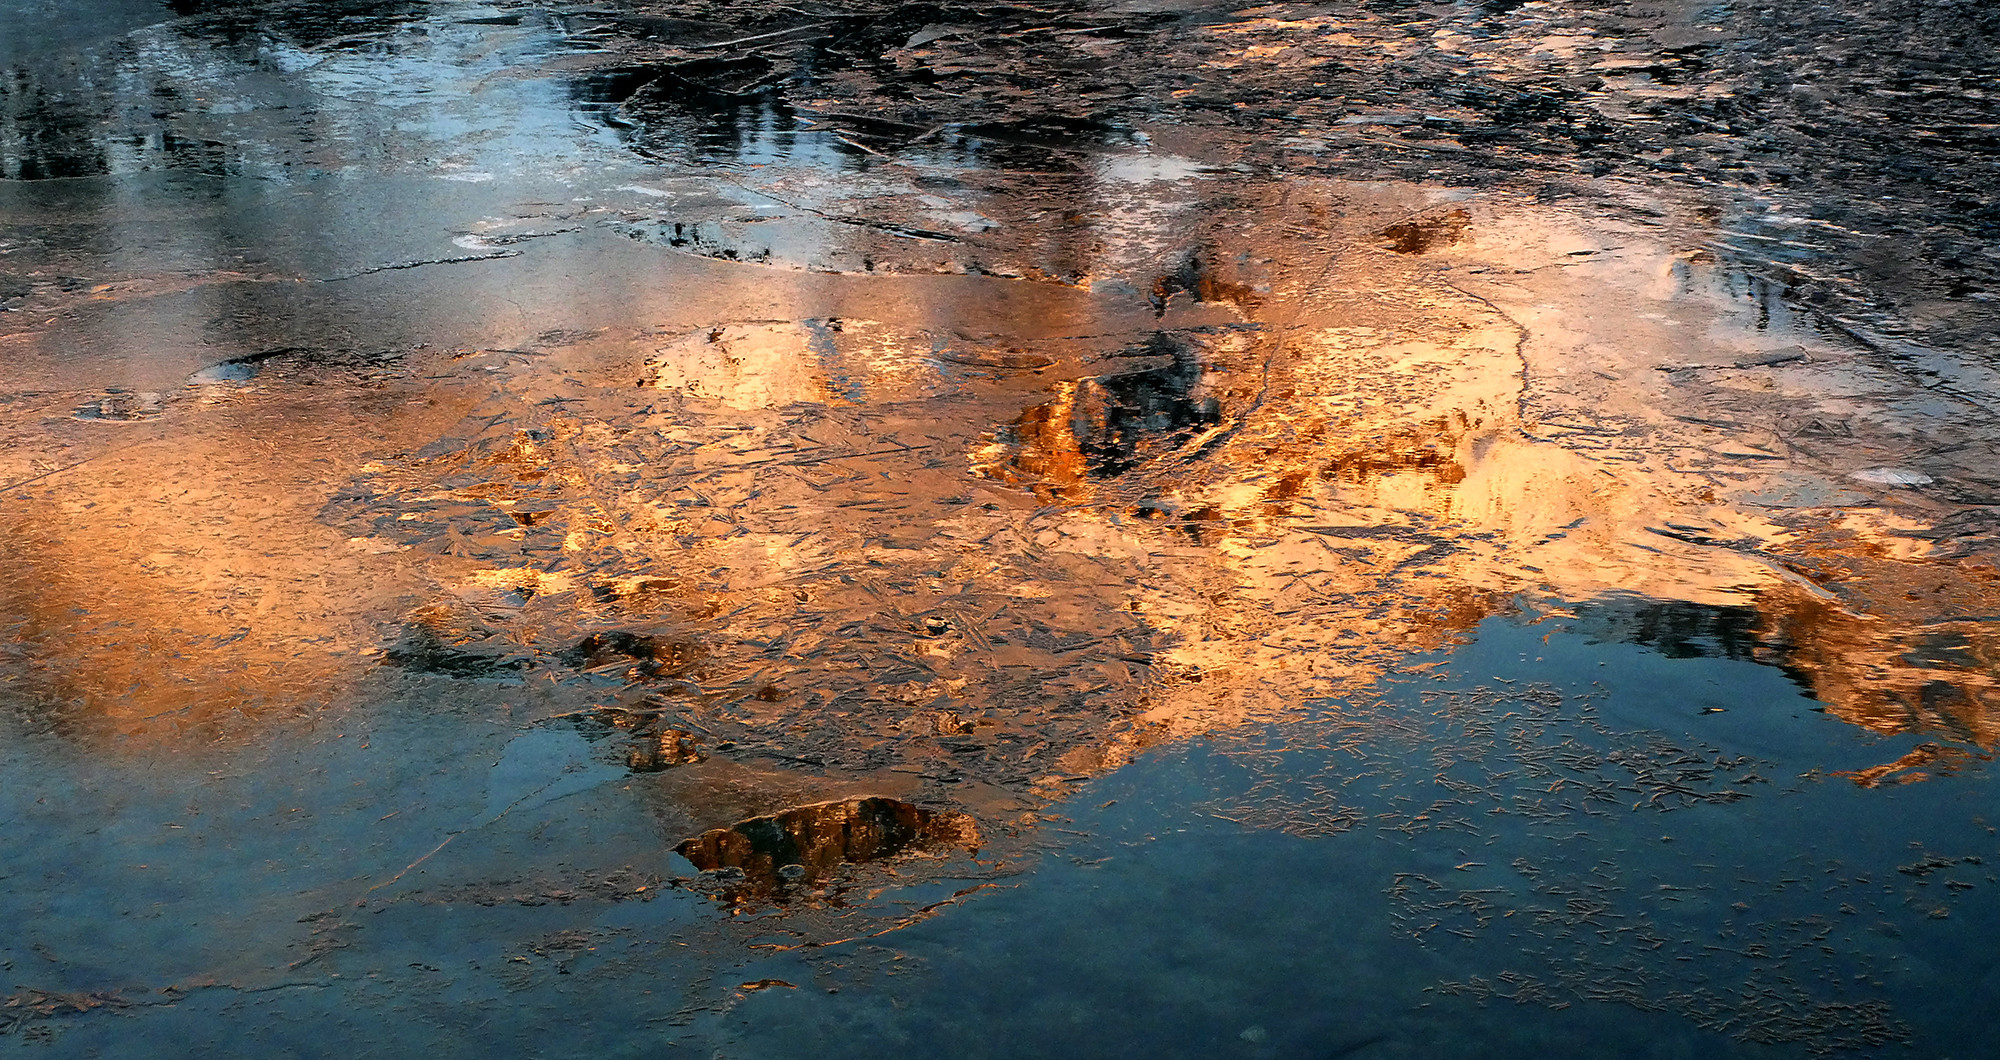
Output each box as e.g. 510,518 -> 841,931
2,171 -> 1996,790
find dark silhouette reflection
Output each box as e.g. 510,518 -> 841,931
162,0 -> 428,50
4,0 -> 433,184
562,1 -> 1160,172
560,0 -> 1997,348
573,67 -> 807,163
571,62 -> 1136,176
1573,597 -> 1768,663
1,66 -> 111,180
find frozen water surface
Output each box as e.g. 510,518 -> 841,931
2,0 -> 1999,1055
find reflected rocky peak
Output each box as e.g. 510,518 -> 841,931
982,329 -> 1229,499
640,320 -> 956,409
72,389 -> 165,422
1378,208 -> 1471,255
560,629 -> 704,678
1149,249 -> 1261,316
382,606 -> 527,678
623,728 -> 704,772
677,796 -> 980,899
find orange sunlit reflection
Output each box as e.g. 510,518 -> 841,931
2,163 -> 1994,794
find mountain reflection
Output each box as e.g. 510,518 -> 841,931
0,0 -> 1993,849
9,169 -> 1994,785
4,1 -> 2000,1053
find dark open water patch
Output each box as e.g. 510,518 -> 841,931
0,602 -> 1992,1057
692,615 -> 1999,1059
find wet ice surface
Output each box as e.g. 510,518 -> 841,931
3,0 -> 2000,1055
